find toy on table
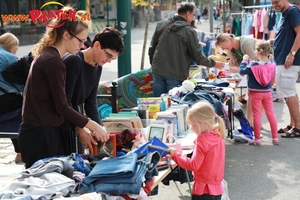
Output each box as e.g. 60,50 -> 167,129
208,48 -> 229,63
208,72 -> 217,81
132,133 -> 146,150
168,79 -> 197,97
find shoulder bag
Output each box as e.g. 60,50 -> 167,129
148,22 -> 175,65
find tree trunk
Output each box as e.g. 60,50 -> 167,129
140,4 -> 151,70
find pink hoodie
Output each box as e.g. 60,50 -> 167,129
250,62 -> 276,86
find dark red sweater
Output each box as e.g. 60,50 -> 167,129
22,47 -> 88,128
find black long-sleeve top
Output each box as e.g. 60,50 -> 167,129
2,52 -> 33,85
63,51 -> 102,125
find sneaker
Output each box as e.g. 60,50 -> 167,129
248,139 -> 261,146
272,138 -> 280,145
273,98 -> 284,102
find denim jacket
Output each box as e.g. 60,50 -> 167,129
0,46 -> 22,95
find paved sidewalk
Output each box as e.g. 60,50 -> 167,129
0,138 -> 25,190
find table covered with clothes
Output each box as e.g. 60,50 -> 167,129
0,150 -> 161,200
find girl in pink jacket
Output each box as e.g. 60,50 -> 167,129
239,41 -> 279,146
169,101 -> 226,200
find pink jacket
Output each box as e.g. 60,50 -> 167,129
251,62 -> 276,86
172,131 -> 225,196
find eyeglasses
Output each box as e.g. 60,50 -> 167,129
69,32 -> 85,46
101,46 -> 117,60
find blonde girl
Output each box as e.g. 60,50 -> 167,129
169,101 -> 226,200
240,41 -> 278,145
0,33 -> 19,54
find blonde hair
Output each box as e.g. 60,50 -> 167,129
187,101 -> 226,139
0,33 -> 19,53
215,33 -> 235,47
76,10 -> 92,30
32,5 -> 89,57
255,41 -> 272,57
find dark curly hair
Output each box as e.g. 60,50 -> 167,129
91,27 -> 125,55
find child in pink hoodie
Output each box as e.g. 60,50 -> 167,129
240,41 -> 279,146
168,101 -> 226,200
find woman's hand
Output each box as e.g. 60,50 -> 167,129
75,127 -> 97,154
92,125 -> 109,142
229,66 -> 240,73
86,119 -> 110,143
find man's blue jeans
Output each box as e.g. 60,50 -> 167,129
152,73 -> 182,97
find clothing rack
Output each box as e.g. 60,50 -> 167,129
242,5 -> 272,9
230,12 -> 243,16
230,12 -> 244,36
240,6 -> 273,38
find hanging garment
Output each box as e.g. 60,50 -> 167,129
268,9 -> 276,31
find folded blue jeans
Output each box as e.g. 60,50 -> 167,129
81,153 -> 138,186
79,152 -> 160,194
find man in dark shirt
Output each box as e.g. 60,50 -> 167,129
270,0 -> 300,137
62,27 -> 124,153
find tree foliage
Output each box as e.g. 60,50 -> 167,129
231,1 -> 243,11
131,0 -> 159,8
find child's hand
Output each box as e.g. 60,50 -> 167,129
243,54 -> 249,60
168,147 -> 177,156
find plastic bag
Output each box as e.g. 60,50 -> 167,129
221,179 -> 230,200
